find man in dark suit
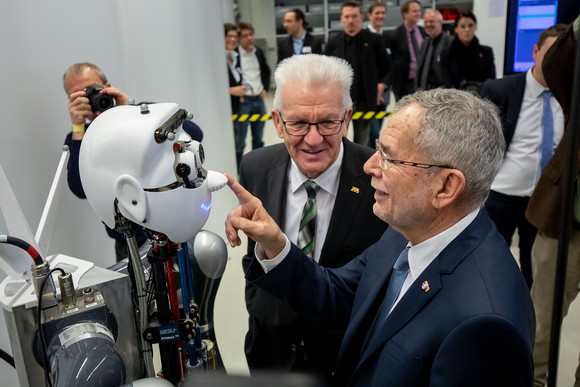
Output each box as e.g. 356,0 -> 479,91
226,88 -> 535,386
225,23 -> 249,169
415,9 -> 453,90
324,0 -> 390,147
525,18 -> 580,386
480,24 -> 566,290
277,8 -> 322,63
238,54 -> 387,381
384,0 -> 426,100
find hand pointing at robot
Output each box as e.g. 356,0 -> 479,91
224,173 -> 286,259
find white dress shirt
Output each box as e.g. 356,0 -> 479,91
491,68 -> 564,196
284,143 -> 343,262
239,46 -> 264,96
227,49 -> 241,83
256,143 -> 344,268
390,208 -> 480,312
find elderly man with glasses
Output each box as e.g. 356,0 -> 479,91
237,54 -> 387,381
226,86 -> 536,386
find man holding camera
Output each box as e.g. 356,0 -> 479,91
63,62 -> 129,195
62,62 -> 142,261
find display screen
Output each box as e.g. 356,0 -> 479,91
514,0 -> 558,72
505,0 -> 559,74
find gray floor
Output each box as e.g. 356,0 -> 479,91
213,94 -> 580,385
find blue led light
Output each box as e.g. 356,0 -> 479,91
200,201 -> 212,213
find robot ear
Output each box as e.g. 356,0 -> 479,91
114,175 -> 147,223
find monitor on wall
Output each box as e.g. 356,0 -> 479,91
504,0 -> 579,75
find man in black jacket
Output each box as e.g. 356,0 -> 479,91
278,8 -> 322,63
384,0 -> 426,100
324,0 -> 390,147
239,54 -> 387,382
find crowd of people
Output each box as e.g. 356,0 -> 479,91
225,1 -> 499,157
58,3 -> 577,385
222,1 -> 580,386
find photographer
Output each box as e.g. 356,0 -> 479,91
63,63 -> 128,195
62,62 -> 144,262
62,62 -> 203,262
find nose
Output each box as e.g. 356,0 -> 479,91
364,151 -> 382,177
302,124 -> 324,145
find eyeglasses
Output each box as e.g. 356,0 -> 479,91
278,111 -> 347,136
375,139 -> 453,171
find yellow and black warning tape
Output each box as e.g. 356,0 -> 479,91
231,111 -> 393,122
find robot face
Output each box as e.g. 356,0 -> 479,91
79,103 -> 213,243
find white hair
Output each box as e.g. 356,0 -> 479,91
397,88 -> 506,210
272,54 -> 353,111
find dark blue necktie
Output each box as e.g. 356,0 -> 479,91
541,90 -> 554,171
363,246 -> 410,351
379,246 -> 410,320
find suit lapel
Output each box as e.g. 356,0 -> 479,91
351,209 -> 492,375
358,263 -> 442,365
319,141 -> 369,267
266,151 -> 290,227
333,231 -> 406,382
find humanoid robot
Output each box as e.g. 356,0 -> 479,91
78,102 -> 228,384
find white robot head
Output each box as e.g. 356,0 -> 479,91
79,103 -> 226,243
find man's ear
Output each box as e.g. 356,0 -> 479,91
114,174 -> 147,223
272,109 -> 285,139
432,169 -> 466,210
342,108 -> 354,138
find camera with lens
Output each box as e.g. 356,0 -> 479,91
85,84 -> 115,112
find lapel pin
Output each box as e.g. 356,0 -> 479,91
421,281 -> 430,292
351,186 -> 360,194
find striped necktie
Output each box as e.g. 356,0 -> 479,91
298,180 -> 320,257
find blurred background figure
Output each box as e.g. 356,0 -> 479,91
384,0 -> 426,101
366,1 -> 391,149
415,9 -> 453,91
237,22 -> 270,166
481,24 -> 566,290
441,10 -> 495,92
324,0 -> 390,146
225,23 -> 249,170
277,8 -> 322,63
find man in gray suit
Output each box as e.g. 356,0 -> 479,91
239,54 -> 387,381
415,9 -> 453,90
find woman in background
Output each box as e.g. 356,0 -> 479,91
442,10 -> 495,92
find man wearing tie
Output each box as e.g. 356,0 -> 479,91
384,0 -> 426,100
480,24 -> 566,289
415,9 -> 453,90
226,87 -> 535,386
238,54 -> 387,380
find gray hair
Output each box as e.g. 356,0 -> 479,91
397,88 -> 505,210
273,54 -> 353,112
63,62 -> 108,93
424,9 -> 443,21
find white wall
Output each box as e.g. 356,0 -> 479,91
473,0 -> 508,78
0,1 -> 237,384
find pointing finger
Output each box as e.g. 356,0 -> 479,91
225,173 -> 255,204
